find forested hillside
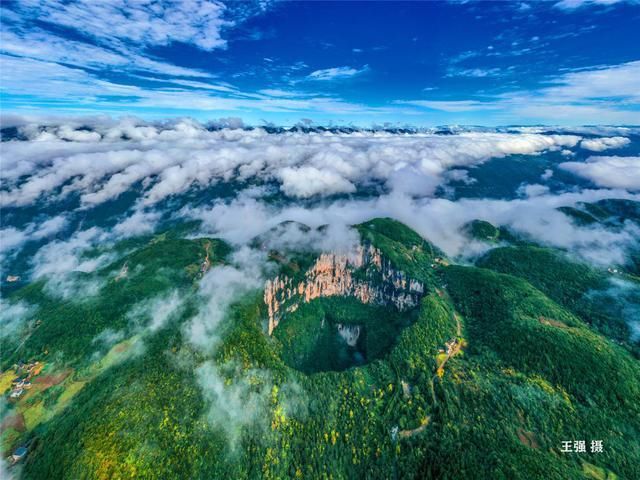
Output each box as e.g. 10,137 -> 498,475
2,217 -> 638,479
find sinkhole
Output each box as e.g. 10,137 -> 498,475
272,297 -> 416,374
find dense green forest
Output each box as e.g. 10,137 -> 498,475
473,199 -> 640,356
2,215 -> 639,479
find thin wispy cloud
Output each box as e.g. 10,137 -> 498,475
402,61 -> 640,123
554,0 -> 633,10
445,67 -> 505,78
306,65 -> 369,81
395,100 -> 501,113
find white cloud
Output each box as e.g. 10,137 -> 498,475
187,195 -> 361,254
196,361 -> 273,449
30,228 -> 106,279
580,136 -> 631,152
541,168 -> 554,180
4,119 -> 637,281
554,0 -> 629,10
0,27 -> 211,79
396,100 -> 500,112
186,247 -> 265,351
33,216 -> 68,239
0,54 -> 392,118
445,67 -> 504,78
184,187 -> 639,267
502,61 -> 640,123
93,328 -> 125,348
540,61 -> 640,103
2,1 -> 378,122
0,215 -> 67,262
196,358 -> 304,451
0,300 -> 34,340
278,166 -> 356,198
509,126 -> 640,136
307,65 -> 368,81
0,120 -> 582,208
560,156 -> 640,190
518,183 -> 550,197
0,227 -> 30,261
404,61 -> 640,123
112,210 -> 162,237
12,0 -> 230,51
445,169 -> 477,185
30,227 -> 113,298
129,290 -> 185,332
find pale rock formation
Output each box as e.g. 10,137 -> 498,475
265,244 -> 425,335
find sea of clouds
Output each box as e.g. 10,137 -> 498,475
2,115 -> 639,343
1,117 -> 590,207
2,116 -> 639,451
2,116 -> 638,267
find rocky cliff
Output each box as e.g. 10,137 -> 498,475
264,244 -> 425,335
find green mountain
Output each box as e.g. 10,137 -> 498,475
2,218 -> 638,479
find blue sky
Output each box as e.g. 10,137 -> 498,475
1,0 -> 639,126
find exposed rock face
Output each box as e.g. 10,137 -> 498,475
264,244 -> 424,335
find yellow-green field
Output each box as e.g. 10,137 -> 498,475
0,369 -> 17,395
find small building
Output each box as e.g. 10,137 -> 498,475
445,339 -> 458,355
10,388 -> 24,398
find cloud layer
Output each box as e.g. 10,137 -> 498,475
580,136 -> 631,152
1,118 -> 583,209
2,117 -> 638,304
560,156 -> 640,190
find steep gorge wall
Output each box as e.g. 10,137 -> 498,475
264,244 -> 424,335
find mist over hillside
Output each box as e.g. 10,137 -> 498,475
1,116 -> 639,479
